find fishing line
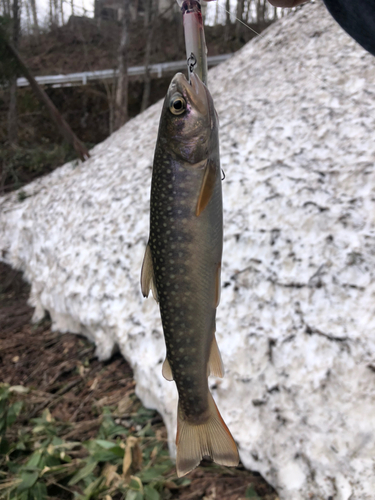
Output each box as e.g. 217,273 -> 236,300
222,8 -> 263,38
214,2 -> 266,40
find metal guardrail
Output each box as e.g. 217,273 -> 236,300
17,54 -> 233,88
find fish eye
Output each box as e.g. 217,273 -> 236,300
169,94 -> 186,115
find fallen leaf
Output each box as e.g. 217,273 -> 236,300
89,377 -> 99,391
101,463 -> 119,486
122,436 -> 142,480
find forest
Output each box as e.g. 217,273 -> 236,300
0,0 -> 285,193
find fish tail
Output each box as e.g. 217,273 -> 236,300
175,392 -> 239,477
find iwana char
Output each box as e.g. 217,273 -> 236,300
141,72 -> 239,477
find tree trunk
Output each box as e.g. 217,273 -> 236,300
94,0 -> 100,18
53,0 -> 59,25
8,76 -> 17,144
140,0 -> 156,113
235,0 -> 245,41
2,0 -> 11,15
262,0 -> 267,22
49,0 -> 53,25
246,0 -> 253,23
256,0 -> 262,23
224,0 -> 231,42
113,0 -> 129,131
214,0 -> 219,25
8,0 -> 19,145
29,0 -> 40,37
25,0 -> 32,35
60,0 -> 64,25
1,25 -> 90,160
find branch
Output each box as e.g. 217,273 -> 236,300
0,25 -> 90,162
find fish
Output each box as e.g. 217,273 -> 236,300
141,72 -> 239,477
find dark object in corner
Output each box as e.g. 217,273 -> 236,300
323,0 -> 375,56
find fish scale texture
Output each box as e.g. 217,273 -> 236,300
1,2 -> 375,498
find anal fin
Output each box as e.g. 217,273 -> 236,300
196,159 -> 217,217
140,243 -> 159,302
162,357 -> 173,381
208,334 -> 224,378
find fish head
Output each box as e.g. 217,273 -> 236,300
159,72 -> 218,164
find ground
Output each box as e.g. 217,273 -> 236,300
0,261 -> 278,499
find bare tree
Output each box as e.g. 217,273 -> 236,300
53,0 -> 59,24
262,0 -> 267,22
214,0 -> 219,25
25,0 -> 32,34
60,0 -> 64,24
8,0 -> 19,144
273,4 -> 277,20
1,0 -> 11,15
1,25 -> 90,160
140,0 -> 157,112
235,0 -> 245,40
29,0 -> 40,37
49,0 -> 53,25
224,0 -> 231,42
113,0 -> 130,131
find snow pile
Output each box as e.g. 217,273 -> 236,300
2,2 -> 375,498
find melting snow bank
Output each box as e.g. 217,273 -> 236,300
2,2 -> 375,498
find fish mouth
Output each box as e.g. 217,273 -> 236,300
170,72 -> 208,116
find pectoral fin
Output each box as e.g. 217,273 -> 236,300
196,159 -> 217,216
162,357 -> 173,381
208,334 -> 224,378
140,243 -> 159,302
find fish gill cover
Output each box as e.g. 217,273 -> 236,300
1,2 -> 375,499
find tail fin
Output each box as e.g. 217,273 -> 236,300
176,392 -> 239,477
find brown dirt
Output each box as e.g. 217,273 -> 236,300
0,260 -> 278,499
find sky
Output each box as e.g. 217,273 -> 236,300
35,0 -> 95,27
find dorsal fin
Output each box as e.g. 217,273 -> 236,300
140,243 -> 159,302
196,159 -> 217,216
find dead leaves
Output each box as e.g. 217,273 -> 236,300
122,436 -> 143,480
